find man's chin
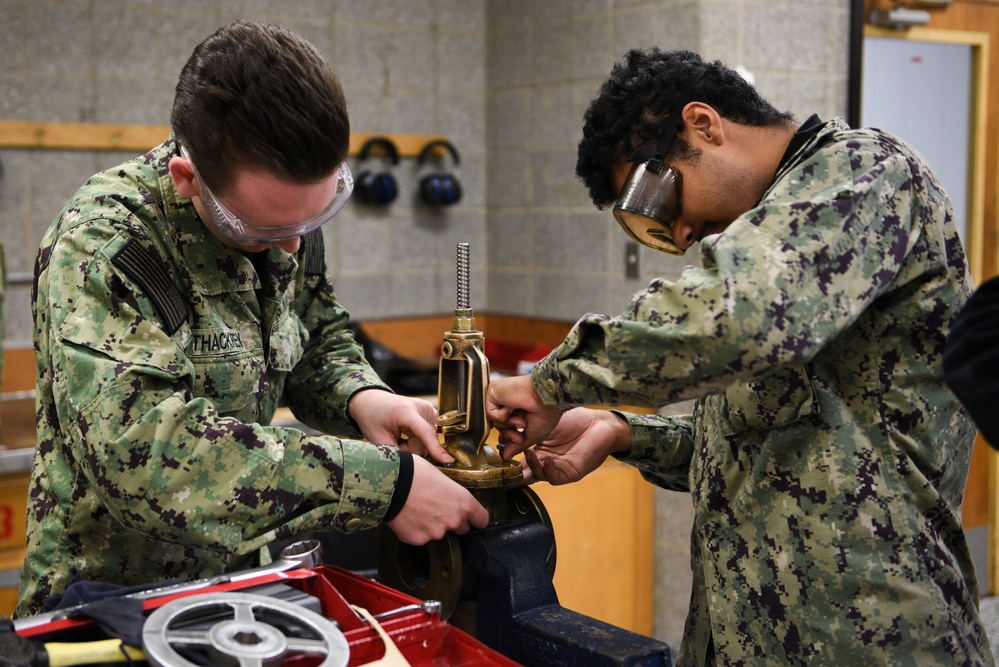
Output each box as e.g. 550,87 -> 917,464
235,241 -> 272,252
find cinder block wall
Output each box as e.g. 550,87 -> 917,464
0,0 -> 489,342
484,0 -> 849,322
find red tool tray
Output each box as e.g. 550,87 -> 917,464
16,565 -> 521,666
298,565 -> 520,666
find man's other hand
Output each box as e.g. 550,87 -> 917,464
486,374 -> 563,457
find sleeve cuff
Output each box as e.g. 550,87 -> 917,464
383,450 -> 414,522
530,354 -> 563,405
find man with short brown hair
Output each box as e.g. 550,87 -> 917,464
17,20 -> 488,617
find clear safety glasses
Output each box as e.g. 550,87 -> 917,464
181,146 -> 353,243
611,65 -> 707,256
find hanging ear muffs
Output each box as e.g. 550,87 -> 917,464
417,140 -> 462,206
355,137 -> 400,206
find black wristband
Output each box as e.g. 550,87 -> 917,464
383,450 -> 414,522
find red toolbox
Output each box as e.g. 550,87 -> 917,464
13,564 -> 521,666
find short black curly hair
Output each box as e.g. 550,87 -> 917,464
576,48 -> 795,208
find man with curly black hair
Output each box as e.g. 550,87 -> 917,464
488,48 -> 991,665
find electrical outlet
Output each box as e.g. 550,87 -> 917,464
625,242 -> 639,279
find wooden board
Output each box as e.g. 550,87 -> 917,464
0,120 -> 448,159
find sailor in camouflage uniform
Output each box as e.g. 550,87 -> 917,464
487,49 -> 992,665
16,21 -> 488,618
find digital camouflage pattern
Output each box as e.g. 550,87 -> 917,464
17,138 -> 400,617
532,118 -> 993,665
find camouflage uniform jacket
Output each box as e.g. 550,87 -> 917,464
532,118 -> 992,665
17,138 -> 401,617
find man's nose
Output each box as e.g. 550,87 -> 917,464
671,220 -> 696,250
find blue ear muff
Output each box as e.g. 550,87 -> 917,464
356,137 -> 400,206
417,140 -> 462,206
358,170 -> 397,205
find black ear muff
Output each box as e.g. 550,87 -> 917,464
417,140 -> 462,206
355,137 -> 400,206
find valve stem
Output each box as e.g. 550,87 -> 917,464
456,242 -> 470,310
452,242 -> 474,332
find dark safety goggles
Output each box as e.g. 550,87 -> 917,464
611,65 -> 706,256
613,156 -> 684,255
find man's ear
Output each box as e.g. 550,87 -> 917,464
681,102 -> 723,146
168,156 -> 199,198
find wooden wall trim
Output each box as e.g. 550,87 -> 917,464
478,314 -> 576,349
0,120 -> 447,158
358,316 -> 455,360
0,121 -> 169,152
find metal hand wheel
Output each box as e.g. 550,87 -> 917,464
142,592 -> 349,667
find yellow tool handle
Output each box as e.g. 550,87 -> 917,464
45,639 -> 145,667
